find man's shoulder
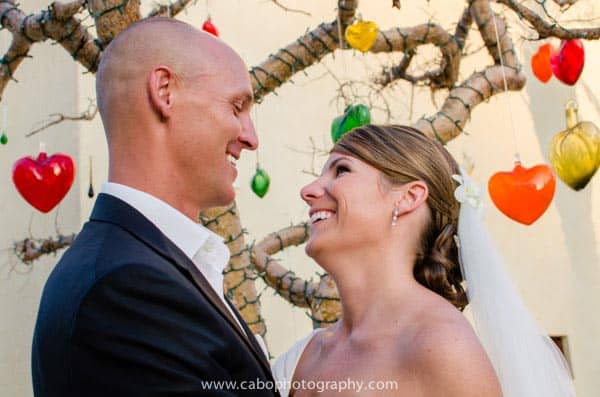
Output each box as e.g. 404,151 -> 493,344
45,220 -> 166,303
65,219 -> 162,268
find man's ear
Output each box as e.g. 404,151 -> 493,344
148,66 -> 175,120
395,181 -> 429,215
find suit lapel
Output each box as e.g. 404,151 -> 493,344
166,243 -> 277,383
90,194 -> 275,383
159,243 -> 276,381
225,296 -> 272,370
176,250 -> 270,364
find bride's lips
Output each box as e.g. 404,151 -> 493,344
309,209 -> 336,225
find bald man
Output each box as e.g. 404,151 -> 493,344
32,18 -> 279,397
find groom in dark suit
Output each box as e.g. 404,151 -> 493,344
32,18 -> 279,396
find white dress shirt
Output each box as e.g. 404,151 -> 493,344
100,182 -> 246,333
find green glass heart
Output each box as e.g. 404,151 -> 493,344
251,168 -> 270,198
331,104 -> 371,143
0,131 -> 7,145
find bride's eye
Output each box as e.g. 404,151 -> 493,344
335,164 -> 350,176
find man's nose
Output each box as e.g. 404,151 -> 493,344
239,114 -> 258,150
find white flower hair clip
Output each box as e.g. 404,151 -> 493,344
452,168 -> 483,213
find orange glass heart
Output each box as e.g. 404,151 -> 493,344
531,43 -> 554,83
488,162 -> 556,225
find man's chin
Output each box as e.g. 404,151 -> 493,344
210,188 -> 236,208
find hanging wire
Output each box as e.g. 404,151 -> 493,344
490,10 -> 521,164
336,6 -> 345,50
336,5 -> 349,92
253,106 -> 260,168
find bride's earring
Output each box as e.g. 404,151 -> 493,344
391,205 -> 399,226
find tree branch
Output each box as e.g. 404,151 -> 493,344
0,35 -> 31,101
496,0 -> 600,40
14,233 -> 76,264
27,101 -> 98,137
553,0 -> 578,5
414,65 -> 526,143
200,203 -> 267,336
376,49 -> 415,88
0,1 -> 86,42
471,0 -> 519,68
87,0 -> 141,45
372,23 -> 460,89
270,0 -> 311,17
251,223 -> 341,328
252,223 -> 316,307
147,0 -> 196,18
249,1 -> 359,101
337,0 -> 358,28
250,22 -> 340,102
0,1 -> 103,100
53,0 -> 87,20
455,5 -> 474,51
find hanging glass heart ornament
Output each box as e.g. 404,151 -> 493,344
202,17 -> 219,37
12,150 -> 76,213
0,131 -> 7,145
345,20 -> 378,52
488,162 -> 556,225
550,39 -> 585,86
251,167 -> 270,198
331,104 -> 371,143
549,100 -> 600,191
531,43 -> 554,83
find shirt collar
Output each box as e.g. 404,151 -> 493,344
100,182 -> 226,267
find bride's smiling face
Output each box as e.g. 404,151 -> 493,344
300,152 -> 396,260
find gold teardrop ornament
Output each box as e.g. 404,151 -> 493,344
345,20 -> 378,53
549,100 -> 600,191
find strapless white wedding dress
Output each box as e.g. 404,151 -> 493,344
272,329 -> 323,397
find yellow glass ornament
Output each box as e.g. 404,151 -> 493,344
345,20 -> 378,53
549,100 -> 600,191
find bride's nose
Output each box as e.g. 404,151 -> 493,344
300,179 -> 324,204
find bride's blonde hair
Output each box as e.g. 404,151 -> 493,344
333,124 -> 468,310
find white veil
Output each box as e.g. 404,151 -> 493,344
454,170 -> 575,397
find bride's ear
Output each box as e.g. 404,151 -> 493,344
395,181 -> 428,215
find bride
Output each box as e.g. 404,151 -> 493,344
272,125 -> 574,397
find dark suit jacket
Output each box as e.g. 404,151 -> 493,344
32,193 -> 280,396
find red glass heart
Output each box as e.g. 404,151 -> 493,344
12,152 -> 75,213
488,162 -> 556,225
202,18 -> 219,37
550,39 -> 585,86
531,43 -> 554,83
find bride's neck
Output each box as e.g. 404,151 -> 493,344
321,248 -> 420,332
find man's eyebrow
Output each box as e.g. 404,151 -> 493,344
231,92 -> 253,104
241,92 -> 253,104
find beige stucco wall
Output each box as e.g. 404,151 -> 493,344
0,0 -> 598,395
0,1 -> 82,394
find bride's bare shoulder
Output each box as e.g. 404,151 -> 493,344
406,306 -> 502,397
